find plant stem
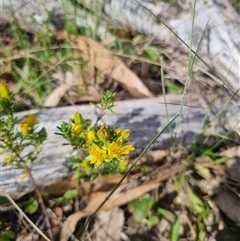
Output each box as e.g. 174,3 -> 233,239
3,192 -> 51,241
12,149 -> 54,241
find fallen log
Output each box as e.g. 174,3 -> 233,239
0,95 -> 239,199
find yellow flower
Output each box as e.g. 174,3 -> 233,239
71,123 -> 82,135
97,124 -> 109,140
106,142 -> 135,161
19,122 -> 32,136
81,159 -> 90,168
0,83 -> 10,98
24,115 -> 37,127
87,144 -> 107,168
121,129 -> 131,140
19,115 -> 37,136
116,128 -> 131,142
87,130 -> 96,141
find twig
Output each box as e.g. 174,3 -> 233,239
11,148 -> 54,241
3,192 -> 51,241
24,164 -> 54,241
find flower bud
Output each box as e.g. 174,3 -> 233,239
71,123 -> 82,135
0,83 -> 10,99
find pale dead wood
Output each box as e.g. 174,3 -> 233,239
0,95 -> 239,199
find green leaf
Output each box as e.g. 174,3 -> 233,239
165,80 -> 183,94
58,189 -> 78,203
129,195 -> 155,223
147,215 -> 159,228
0,230 -> 15,241
211,157 -> 227,165
202,149 -> 218,160
185,184 -> 210,218
90,102 -> 101,110
170,217 -> 180,241
107,108 -> 115,115
145,48 -> 159,61
197,221 -> 206,241
132,34 -> 144,45
24,197 -> 38,214
157,207 -> 171,218
174,172 -> 185,191
140,164 -> 148,174
194,164 -> 212,180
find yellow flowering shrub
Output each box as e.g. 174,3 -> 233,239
57,91 -> 135,180
58,114 -> 135,171
0,84 -> 47,169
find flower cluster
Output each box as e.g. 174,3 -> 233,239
85,125 -> 135,168
0,83 -> 47,167
57,111 -> 135,178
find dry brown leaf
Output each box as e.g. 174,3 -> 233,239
43,83 -> 72,107
43,71 -> 78,107
45,175 -> 128,196
220,146 -> 240,183
220,146 -> 240,158
92,207 -> 124,241
144,149 -> 168,164
53,32 -> 153,98
73,36 -> 153,98
60,182 -> 160,241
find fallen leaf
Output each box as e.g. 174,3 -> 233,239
45,175 -> 128,196
60,182 -> 160,241
220,147 -> 240,183
53,32 -> 153,98
43,71 -> 79,107
43,83 -> 72,107
220,146 -> 240,158
92,207 -> 124,241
